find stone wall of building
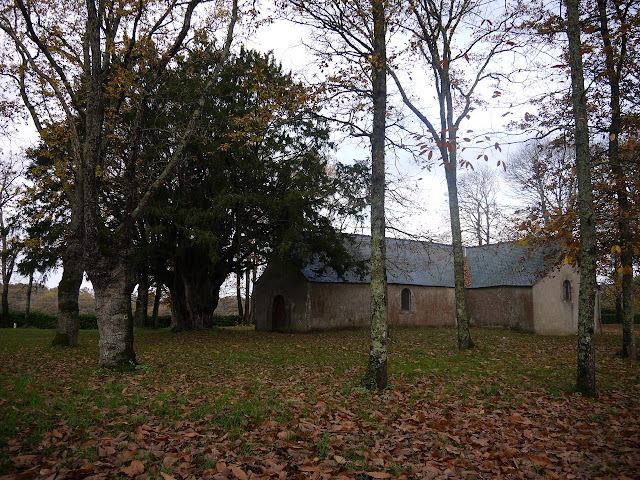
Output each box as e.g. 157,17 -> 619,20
465,287 -> 535,331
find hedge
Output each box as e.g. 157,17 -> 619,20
601,309 -> 640,325
3,312 -> 241,329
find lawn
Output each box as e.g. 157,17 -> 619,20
1,326 -> 638,479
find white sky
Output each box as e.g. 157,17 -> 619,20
8,3 -> 546,291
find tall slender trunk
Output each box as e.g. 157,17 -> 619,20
134,275 -> 150,328
236,270 -> 244,318
445,164 -> 473,349
152,283 -> 162,328
243,267 -> 251,325
1,283 -> 9,326
24,271 -> 33,327
362,0 -> 388,391
567,0 -> 598,397
596,0 -> 636,360
249,261 -> 257,325
0,206 -> 14,327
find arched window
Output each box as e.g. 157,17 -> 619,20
563,280 -> 571,302
401,288 -> 411,312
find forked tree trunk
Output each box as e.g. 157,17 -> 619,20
182,268 -> 225,329
93,261 -> 136,368
54,240 -> 84,345
362,0 -> 388,391
567,0 -> 597,397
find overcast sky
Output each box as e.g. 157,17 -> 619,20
8,3 -> 541,290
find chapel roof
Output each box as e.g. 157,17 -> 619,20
300,235 -> 558,289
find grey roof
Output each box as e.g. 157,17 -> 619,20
300,235 -> 557,288
466,242 -> 554,288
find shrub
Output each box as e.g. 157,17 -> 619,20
79,314 -> 98,329
211,314 -> 241,327
601,308 -> 640,325
156,315 -> 172,328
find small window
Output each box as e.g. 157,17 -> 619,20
563,280 -> 571,301
401,288 -> 411,312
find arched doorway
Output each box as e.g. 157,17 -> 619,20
272,295 -> 286,332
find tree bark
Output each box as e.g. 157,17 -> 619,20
93,260 -> 136,368
249,261 -> 257,325
0,205 -> 14,327
181,265 -> 227,330
169,273 -> 190,332
243,267 -> 251,325
445,164 -> 473,349
567,0 -> 598,397
53,204 -> 84,347
362,0 -> 388,391
596,0 -> 636,360
152,283 -> 162,328
134,275 -> 150,328
236,269 -> 244,318
24,271 -> 33,327
1,282 -> 9,327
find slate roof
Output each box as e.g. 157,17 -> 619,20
300,235 -> 557,289
465,242 -> 554,288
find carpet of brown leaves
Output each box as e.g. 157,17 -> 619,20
1,326 -> 638,479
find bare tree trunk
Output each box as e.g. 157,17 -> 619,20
54,219 -> 84,345
596,0 -> 636,360
567,0 -> 597,397
1,282 -> 9,326
0,206 -> 14,327
24,271 -> 33,327
93,261 -> 136,368
362,0 -> 388,391
243,266 -> 251,325
134,275 -> 149,328
152,283 -> 162,328
236,270 -> 244,318
169,274 -> 190,332
446,164 -> 473,349
249,261 -> 257,325
615,283 -> 623,324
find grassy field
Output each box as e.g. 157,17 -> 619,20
1,326 -> 638,479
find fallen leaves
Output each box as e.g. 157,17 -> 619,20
1,327 -> 639,479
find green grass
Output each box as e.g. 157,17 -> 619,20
0,326 -> 638,478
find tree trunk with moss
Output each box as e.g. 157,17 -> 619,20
445,163 -> 473,349
54,239 -> 84,346
362,0 -> 388,391
567,0 -> 597,397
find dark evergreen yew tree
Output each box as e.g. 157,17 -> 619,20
141,46 -> 366,330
